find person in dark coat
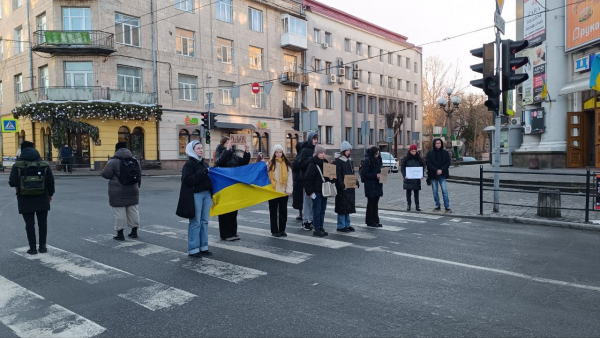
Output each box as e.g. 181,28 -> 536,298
295,131 -> 319,231
291,141 -> 305,220
214,136 -> 251,241
9,141 -> 55,255
303,145 -> 334,237
361,146 -> 383,227
334,141 -> 358,232
60,144 -> 73,173
401,144 -> 424,211
101,142 -> 142,240
176,140 -> 214,258
426,138 -> 451,213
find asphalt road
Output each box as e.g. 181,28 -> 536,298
0,176 -> 599,337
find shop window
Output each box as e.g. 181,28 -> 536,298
131,127 -> 145,159
118,126 -> 131,144
261,132 -> 269,155
287,133 -> 293,153
252,132 -> 261,155
179,129 -> 190,159
190,129 -> 201,142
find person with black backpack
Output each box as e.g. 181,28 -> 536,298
102,142 -> 142,240
9,141 -> 55,255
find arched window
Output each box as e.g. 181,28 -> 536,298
252,132 -> 261,155
287,133 -> 293,153
179,129 -> 190,159
118,126 -> 131,144
45,127 -> 52,161
190,129 -> 201,142
261,132 -> 269,155
131,127 -> 145,159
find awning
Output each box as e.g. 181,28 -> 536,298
559,78 -> 590,96
214,122 -> 256,130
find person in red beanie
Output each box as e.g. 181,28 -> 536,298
401,144 -> 425,211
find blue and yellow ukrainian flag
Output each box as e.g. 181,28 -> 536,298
208,162 -> 286,217
540,75 -> 549,100
590,55 -> 600,91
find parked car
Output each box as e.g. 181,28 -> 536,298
461,157 -> 476,162
380,152 -> 399,173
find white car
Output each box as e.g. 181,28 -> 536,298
380,152 -> 398,173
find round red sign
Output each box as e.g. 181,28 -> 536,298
251,83 -> 260,94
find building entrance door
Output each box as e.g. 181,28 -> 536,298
567,112 -> 584,168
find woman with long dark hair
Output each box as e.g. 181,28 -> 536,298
361,146 -> 383,227
267,144 -> 293,237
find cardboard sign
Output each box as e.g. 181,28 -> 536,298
379,167 -> 389,184
406,167 -> 423,179
323,163 -> 336,178
344,174 -> 357,189
230,134 -> 247,145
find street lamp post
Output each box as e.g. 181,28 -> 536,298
437,88 -> 461,158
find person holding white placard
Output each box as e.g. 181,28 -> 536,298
401,144 -> 424,211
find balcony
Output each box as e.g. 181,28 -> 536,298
32,30 -> 116,56
281,14 -> 307,51
279,72 -> 308,87
18,87 -> 155,105
282,100 -> 301,120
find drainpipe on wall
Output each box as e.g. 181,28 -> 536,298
340,89 -> 344,145
26,0 -> 34,90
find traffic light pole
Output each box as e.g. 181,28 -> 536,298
493,29 -> 501,212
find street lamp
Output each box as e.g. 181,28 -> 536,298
437,88 -> 461,157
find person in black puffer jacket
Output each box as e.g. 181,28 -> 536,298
425,138 -> 451,213
214,136 -> 251,241
361,146 -> 383,227
294,131 -> 319,231
291,141 -> 305,220
176,140 -> 214,258
401,144 -> 425,211
334,141 -> 358,233
303,145 -> 334,238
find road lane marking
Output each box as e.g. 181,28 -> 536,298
0,275 -> 106,338
117,283 -> 195,311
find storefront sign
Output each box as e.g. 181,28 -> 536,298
257,121 -> 267,129
566,0 -> 600,51
230,134 -> 248,145
521,42 -> 546,105
574,55 -> 591,72
524,0 -> 546,46
185,115 -> 199,125
522,108 -> 545,134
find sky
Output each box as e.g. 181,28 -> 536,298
317,0 -> 518,91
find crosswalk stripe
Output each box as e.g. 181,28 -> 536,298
355,207 -> 444,220
84,235 -> 267,283
143,224 -> 312,264
287,205 -> 439,221
0,274 -> 106,338
13,246 -> 195,311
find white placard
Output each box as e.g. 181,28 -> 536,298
406,167 -> 423,179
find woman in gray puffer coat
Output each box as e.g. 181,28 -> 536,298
102,142 -> 142,240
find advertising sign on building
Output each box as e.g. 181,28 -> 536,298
521,42 -> 546,105
524,0 -> 546,46
566,0 -> 600,51
522,108 -> 545,134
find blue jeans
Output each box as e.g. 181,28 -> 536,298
337,214 -> 351,229
312,193 -> 328,230
431,177 -> 450,209
188,191 -> 212,254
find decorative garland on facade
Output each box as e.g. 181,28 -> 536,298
49,119 -> 100,149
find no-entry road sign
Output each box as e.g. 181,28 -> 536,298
251,83 -> 260,94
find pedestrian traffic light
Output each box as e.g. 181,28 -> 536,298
501,39 -> 529,91
201,113 -> 209,129
209,113 -> 217,130
483,75 -> 501,112
470,42 -> 495,90
292,112 -> 300,131
205,130 -> 211,144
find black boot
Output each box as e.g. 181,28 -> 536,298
113,230 -> 125,241
407,203 -> 411,211
415,195 -> 421,211
128,227 -> 138,238
27,247 -> 38,255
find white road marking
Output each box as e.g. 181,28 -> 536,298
117,283 -> 195,311
450,218 -> 462,223
0,275 -> 106,338
84,236 -> 267,283
143,224 -> 312,264
355,207 -> 444,220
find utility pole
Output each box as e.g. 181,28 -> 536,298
26,0 -> 34,90
493,27 -> 502,212
150,0 -> 158,104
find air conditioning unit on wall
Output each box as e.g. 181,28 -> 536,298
353,63 -> 359,71
329,74 -> 337,84
511,118 -> 521,125
338,67 -> 345,76
321,43 -> 329,49
353,71 -> 360,79
352,80 -> 359,89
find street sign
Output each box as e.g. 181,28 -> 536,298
205,103 -> 214,110
206,92 -> 213,102
251,82 -> 260,94
496,0 -> 504,15
1,119 -> 18,133
494,11 -> 505,34
385,128 -> 394,143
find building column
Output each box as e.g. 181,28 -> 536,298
351,92 -> 357,147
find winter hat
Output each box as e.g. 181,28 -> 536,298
409,144 -> 418,151
186,140 -> 202,161
273,144 -> 284,154
313,145 -> 326,156
115,142 -> 128,151
20,141 -> 34,149
340,140 -> 352,153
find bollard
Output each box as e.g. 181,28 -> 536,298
537,188 -> 561,218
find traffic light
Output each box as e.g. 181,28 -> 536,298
292,112 -> 300,131
201,113 -> 209,129
501,39 -> 529,91
483,75 -> 501,111
470,42 -> 495,90
209,113 -> 217,130
205,130 -> 211,144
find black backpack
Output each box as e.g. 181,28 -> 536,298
117,158 -> 141,186
14,159 -> 49,195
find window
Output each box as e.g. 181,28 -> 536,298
406,131 -> 411,146
218,80 -> 235,105
285,90 -> 298,108
326,126 -> 333,144
284,54 -> 296,72
314,59 -> 321,73
369,97 -> 376,114
115,13 -> 140,47
407,102 -> 413,118
406,81 -> 411,93
397,79 -> 402,91
36,14 -> 47,44
356,42 -> 362,55
388,77 -> 394,89
325,32 -> 332,45
380,50 -> 384,62
63,8 -> 90,31
344,38 -> 351,52
314,89 -> 322,108
217,37 -> 233,64
397,55 -> 402,67
369,129 -> 373,145
357,128 -> 362,145
313,29 -> 321,43
176,28 -> 195,57
325,91 -> 333,109
178,74 -> 198,101
65,62 -> 93,87
379,129 -> 384,142
117,66 -> 142,92
0,82 -> 3,105
380,75 -> 384,87
318,126 -> 323,143
248,7 -> 263,32
388,53 -> 393,65
368,46 -> 372,57
357,95 -> 365,113
14,74 -> 22,99
345,127 -> 352,143
176,0 -> 194,12
179,129 -> 190,159
0,39 -> 3,60
414,84 -> 418,95
406,57 -> 410,69
252,86 -> 266,109
379,98 -> 386,115
368,72 -> 372,84
399,101 -> 406,116
414,62 -> 418,73
38,66 -> 49,91
216,0 -> 232,23
249,46 -> 262,70
325,61 -> 332,75
282,16 -> 306,37
345,66 -> 351,80
414,105 -> 418,120
14,26 -> 23,54
13,0 -> 22,10
345,93 -> 353,112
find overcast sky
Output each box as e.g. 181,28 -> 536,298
317,0 -> 518,91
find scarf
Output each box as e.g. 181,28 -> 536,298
268,158 -> 288,188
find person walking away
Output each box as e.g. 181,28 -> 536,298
214,136 -> 251,241
303,145 -> 334,237
60,144 -> 73,174
9,141 -> 55,255
334,141 -> 358,233
102,142 -> 142,240
267,144 -> 293,237
402,144 -> 424,211
361,146 -> 383,228
291,141 -> 305,221
295,132 -> 319,231
426,138 -> 451,213
176,141 -> 213,258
